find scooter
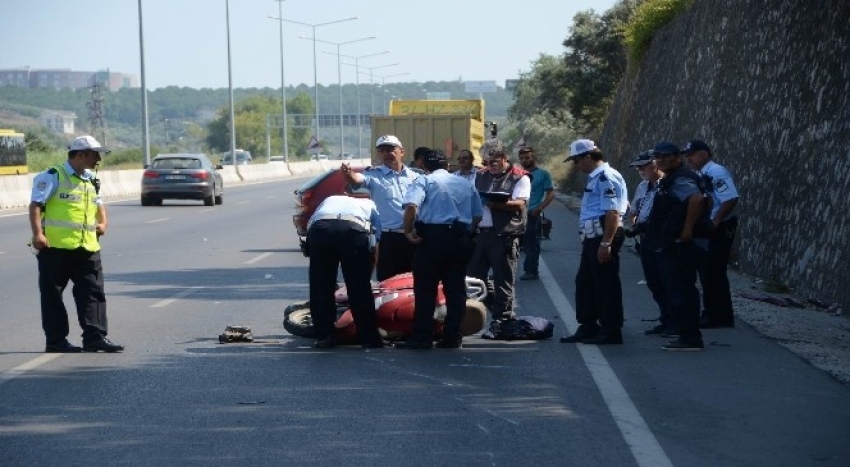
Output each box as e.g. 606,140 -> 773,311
283,273 -> 489,344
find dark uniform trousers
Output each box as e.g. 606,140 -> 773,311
410,224 -> 472,341
638,237 -> 673,329
575,234 -> 625,331
659,242 -> 704,341
38,247 -> 108,345
307,219 -> 381,345
699,216 -> 737,324
376,231 -> 417,281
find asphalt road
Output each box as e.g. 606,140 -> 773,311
1,178 -> 848,466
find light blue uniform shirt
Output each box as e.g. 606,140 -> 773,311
698,160 -> 739,219
356,165 -> 419,230
403,169 -> 483,226
527,167 -> 554,211
579,162 -> 628,222
31,161 -> 103,206
307,195 -> 382,241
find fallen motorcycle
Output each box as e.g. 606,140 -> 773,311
283,273 -> 489,344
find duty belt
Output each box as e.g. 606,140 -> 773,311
381,228 -> 405,233
315,214 -> 370,231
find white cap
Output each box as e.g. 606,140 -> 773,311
569,139 -> 596,156
69,135 -> 110,153
375,134 -> 403,148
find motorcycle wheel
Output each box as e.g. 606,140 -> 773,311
461,300 -> 487,336
283,301 -> 316,338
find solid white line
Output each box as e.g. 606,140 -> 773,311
145,217 -> 170,224
244,252 -> 273,264
150,286 -> 204,308
540,257 -> 673,467
0,354 -> 63,386
237,200 -> 250,205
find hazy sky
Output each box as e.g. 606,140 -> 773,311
1,0 -> 618,90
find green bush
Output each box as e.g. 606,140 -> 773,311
27,150 -> 67,172
622,0 -> 694,64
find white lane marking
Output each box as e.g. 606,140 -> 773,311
266,195 -> 276,199
150,286 -> 204,308
237,200 -> 250,205
244,252 -> 273,264
0,354 -> 63,386
145,217 -> 170,224
199,208 -> 215,213
540,257 -> 673,467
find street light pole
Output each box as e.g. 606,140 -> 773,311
327,50 -> 388,158
272,0 -> 289,162
137,0 -> 150,167
376,72 -> 410,114
226,0 -> 239,179
309,36 -> 374,159
267,15 -> 357,145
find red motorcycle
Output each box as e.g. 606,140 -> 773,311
283,273 -> 489,344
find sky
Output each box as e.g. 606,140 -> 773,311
1,0 -> 618,90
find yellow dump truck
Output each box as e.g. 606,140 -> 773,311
371,99 -> 486,168
0,129 -> 27,175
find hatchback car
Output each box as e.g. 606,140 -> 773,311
292,167 -> 367,239
141,153 -> 224,206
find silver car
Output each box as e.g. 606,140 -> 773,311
141,153 -> 224,206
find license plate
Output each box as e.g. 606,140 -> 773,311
165,175 -> 186,180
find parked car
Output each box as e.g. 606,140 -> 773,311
221,149 -> 252,165
310,154 -> 329,161
141,153 -> 224,206
292,167 -> 368,242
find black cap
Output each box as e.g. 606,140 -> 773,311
423,149 -> 447,171
629,150 -> 655,167
652,141 -> 681,156
682,140 -> 712,155
518,146 -> 534,154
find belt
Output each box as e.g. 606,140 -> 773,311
381,228 -> 405,233
315,214 -> 370,231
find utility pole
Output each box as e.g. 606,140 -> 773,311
87,81 -> 107,145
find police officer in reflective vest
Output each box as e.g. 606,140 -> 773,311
560,139 -> 628,345
29,135 -> 124,353
397,149 -> 483,349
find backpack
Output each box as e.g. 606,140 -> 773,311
482,316 -> 554,340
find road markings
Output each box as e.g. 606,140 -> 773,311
0,354 -> 63,386
540,257 -> 673,467
151,286 -> 204,308
145,217 -> 170,224
244,252 -> 274,264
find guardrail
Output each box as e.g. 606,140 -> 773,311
0,159 -> 369,210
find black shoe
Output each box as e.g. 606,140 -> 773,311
45,341 -> 82,353
82,338 -> 124,353
661,339 -> 704,351
559,325 -> 598,343
582,331 -> 623,345
395,339 -> 433,350
660,328 -> 680,338
312,338 -> 336,349
435,337 -> 462,349
644,324 -> 666,336
699,317 -> 735,329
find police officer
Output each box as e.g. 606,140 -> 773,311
397,149 -> 483,349
647,142 -> 710,351
341,135 -> 419,281
683,140 -> 739,328
626,150 -> 673,336
306,193 -> 384,349
29,135 -> 124,353
560,139 -> 628,345
468,139 -> 530,323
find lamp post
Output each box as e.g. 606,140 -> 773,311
327,50 -> 388,158
376,72 -> 410,114
307,36 -> 375,159
359,63 -> 399,115
226,0 -> 239,179
267,15 -> 357,143
269,0 -> 289,162
137,0 -> 150,167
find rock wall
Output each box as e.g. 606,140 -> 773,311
599,0 -> 850,306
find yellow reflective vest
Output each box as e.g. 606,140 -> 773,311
42,164 -> 100,252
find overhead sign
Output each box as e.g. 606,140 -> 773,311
464,80 -> 497,93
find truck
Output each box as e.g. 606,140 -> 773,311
0,129 -> 27,175
370,99 -> 487,168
